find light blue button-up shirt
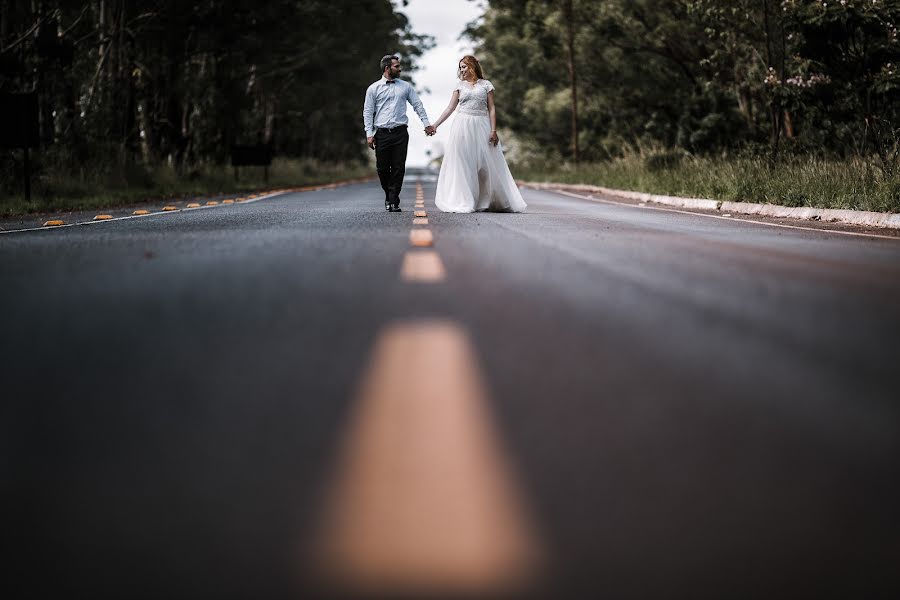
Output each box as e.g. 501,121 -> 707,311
363,77 -> 430,137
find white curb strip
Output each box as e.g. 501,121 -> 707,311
524,182 -> 900,230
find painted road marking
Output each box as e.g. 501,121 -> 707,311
409,229 -> 433,247
312,320 -> 541,594
0,183 -> 359,235
206,201 -> 219,206
186,203 -> 201,208
93,214 -> 113,221
400,250 -> 446,282
222,199 -> 235,204
413,218 -> 429,225
133,210 -> 150,215
414,210 -> 427,218
552,189 -> 900,242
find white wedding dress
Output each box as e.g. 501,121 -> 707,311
435,79 -> 527,213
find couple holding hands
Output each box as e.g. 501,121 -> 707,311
363,54 -> 526,214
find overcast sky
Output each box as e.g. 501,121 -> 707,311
396,0 -> 485,167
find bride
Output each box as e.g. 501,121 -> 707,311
431,55 -> 527,213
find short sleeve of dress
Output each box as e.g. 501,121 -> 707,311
482,80 -> 495,93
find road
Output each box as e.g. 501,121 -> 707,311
3,176 -> 900,599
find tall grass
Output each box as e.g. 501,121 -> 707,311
0,157 -> 372,217
516,152 -> 900,214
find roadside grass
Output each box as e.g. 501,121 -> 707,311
516,154 -> 900,214
0,158 -> 372,217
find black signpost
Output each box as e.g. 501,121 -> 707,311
230,144 -> 272,183
0,93 -> 40,201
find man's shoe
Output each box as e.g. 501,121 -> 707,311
389,204 -> 402,212
385,198 -> 391,211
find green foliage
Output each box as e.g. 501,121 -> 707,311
518,151 -> 900,214
470,0 -> 900,189
0,0 -> 430,201
0,157 -> 371,217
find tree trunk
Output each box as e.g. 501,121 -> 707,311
563,0 -> 579,162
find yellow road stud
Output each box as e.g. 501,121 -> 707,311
186,203 -> 200,208
133,209 -> 150,215
93,214 -> 113,221
42,220 -> 65,227
206,201 -> 219,206
414,210 -> 427,218
413,218 -> 429,225
162,206 -> 177,211
222,199 -> 235,204
409,229 -> 434,247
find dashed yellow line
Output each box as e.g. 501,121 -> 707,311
414,210 -> 427,218
222,199 -> 235,205
409,229 -> 433,247
133,209 -> 150,215
162,206 -> 178,211
413,217 -> 428,225
93,214 -> 113,221
313,320 -> 541,594
42,220 -> 65,227
206,201 -> 219,206
400,251 -> 446,283
186,203 -> 201,208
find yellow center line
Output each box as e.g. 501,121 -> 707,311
409,229 -> 433,247
400,250 -> 446,282
412,217 -> 428,225
312,320 -> 542,595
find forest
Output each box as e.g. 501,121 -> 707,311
0,0 -> 430,210
2,1 -> 899,213
467,0 -> 900,211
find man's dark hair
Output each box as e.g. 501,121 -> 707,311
381,54 -> 398,72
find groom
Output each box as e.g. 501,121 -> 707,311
363,54 -> 435,212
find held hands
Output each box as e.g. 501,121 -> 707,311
489,130 -> 499,147
424,125 -> 436,136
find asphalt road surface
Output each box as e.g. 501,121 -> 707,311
3,176 -> 900,599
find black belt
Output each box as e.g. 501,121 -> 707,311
377,125 -> 407,134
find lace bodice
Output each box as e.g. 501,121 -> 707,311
456,79 -> 494,116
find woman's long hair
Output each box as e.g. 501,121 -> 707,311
458,55 -> 484,82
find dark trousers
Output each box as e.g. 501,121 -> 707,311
374,127 -> 409,206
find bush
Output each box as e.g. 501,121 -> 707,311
515,151 -> 900,213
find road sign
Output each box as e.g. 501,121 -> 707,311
231,144 -> 272,183
0,92 -> 39,149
